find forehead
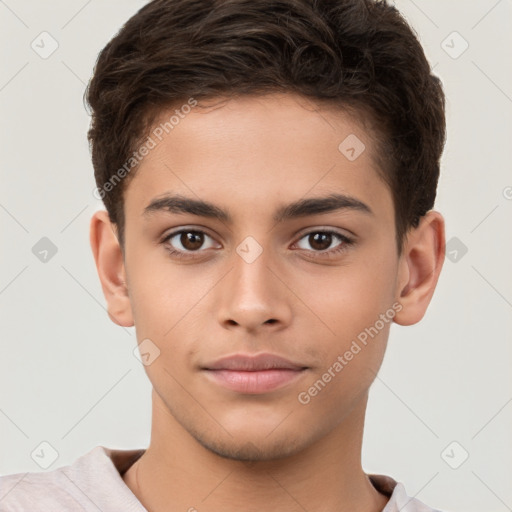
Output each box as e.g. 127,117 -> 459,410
123,93 -> 393,227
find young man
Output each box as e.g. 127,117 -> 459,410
0,0 -> 446,510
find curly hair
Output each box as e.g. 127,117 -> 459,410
85,0 -> 446,255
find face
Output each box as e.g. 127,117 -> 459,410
119,93 -> 403,460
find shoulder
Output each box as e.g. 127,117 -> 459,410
369,474 -> 444,512
0,445 -> 146,512
0,468 -> 85,511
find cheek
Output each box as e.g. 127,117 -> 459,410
126,250 -> 187,338
126,254 -> 211,372
312,257 -> 397,342
297,303 -> 392,418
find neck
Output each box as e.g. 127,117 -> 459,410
123,390 -> 389,512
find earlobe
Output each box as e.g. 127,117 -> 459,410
393,210 -> 445,326
89,210 -> 134,328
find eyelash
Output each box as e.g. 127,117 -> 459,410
160,228 -> 355,261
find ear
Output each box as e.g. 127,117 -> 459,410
89,210 -> 134,327
393,210 -> 445,326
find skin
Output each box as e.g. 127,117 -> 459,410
90,92 -> 445,512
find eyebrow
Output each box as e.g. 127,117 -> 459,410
143,192 -> 373,223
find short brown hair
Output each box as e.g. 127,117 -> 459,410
85,0 -> 446,255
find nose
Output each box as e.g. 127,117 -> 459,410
216,242 -> 293,333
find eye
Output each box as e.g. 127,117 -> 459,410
160,228 -> 355,261
161,229 -> 219,259
294,230 -> 354,259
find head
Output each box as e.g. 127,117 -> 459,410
87,0 -> 446,461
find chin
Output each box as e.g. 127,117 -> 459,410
194,432 -> 307,462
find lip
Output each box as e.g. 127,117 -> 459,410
202,353 -> 309,394
203,353 -> 307,371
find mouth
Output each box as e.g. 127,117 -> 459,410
201,353 -> 309,394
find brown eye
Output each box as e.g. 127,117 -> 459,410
296,231 -> 343,252
162,229 -> 219,257
308,232 -> 333,251
294,230 -> 355,259
179,231 -> 204,251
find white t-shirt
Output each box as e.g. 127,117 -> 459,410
0,446 -> 442,511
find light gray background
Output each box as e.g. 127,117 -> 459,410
1,1 -> 511,511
